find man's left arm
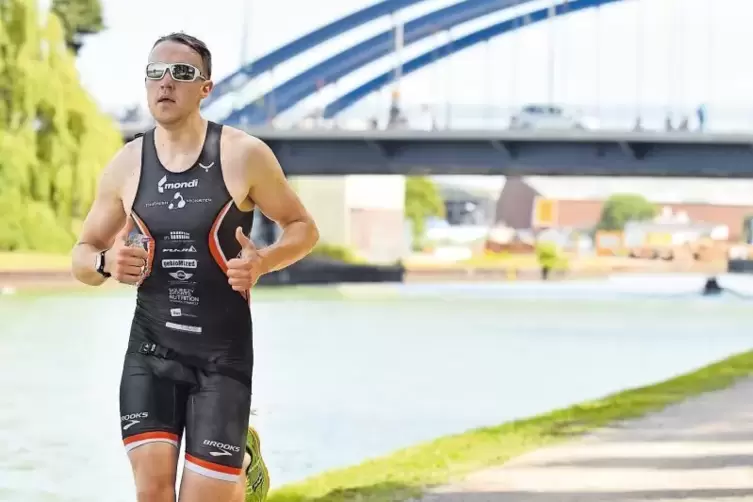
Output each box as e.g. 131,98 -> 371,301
244,138 -> 319,274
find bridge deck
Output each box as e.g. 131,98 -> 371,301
120,125 -> 753,177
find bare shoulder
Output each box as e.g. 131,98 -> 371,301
221,126 -> 272,158
99,136 -> 143,195
220,125 -> 280,179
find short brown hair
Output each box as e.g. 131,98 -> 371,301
152,32 -> 212,79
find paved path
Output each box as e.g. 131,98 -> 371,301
421,378 -> 753,502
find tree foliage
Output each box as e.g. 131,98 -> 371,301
404,176 -> 445,245
596,193 -> 657,231
0,0 -> 122,252
51,0 -> 104,54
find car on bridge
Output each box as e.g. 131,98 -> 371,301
509,104 -> 599,130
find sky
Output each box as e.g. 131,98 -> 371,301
63,0 -> 753,130
48,0 -> 753,198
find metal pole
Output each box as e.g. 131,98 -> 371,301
560,0 -> 569,105
547,0 -> 556,104
706,0 -> 713,103
391,12 -> 404,119
433,26 -> 441,127
510,17 -> 520,115
445,30 -> 453,128
665,0 -> 673,119
485,39 -> 492,126
635,0 -> 642,121
594,4 -> 600,121
393,13 -> 404,87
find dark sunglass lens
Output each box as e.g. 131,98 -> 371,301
170,64 -> 196,81
146,63 -> 167,79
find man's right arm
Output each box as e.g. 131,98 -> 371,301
70,145 -> 133,286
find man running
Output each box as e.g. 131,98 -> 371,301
70,32 -> 319,502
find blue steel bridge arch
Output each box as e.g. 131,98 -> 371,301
218,0 -> 560,124
202,0 -> 429,109
205,0 -> 538,110
323,0 -> 619,118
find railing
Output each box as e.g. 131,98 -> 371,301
265,103 -> 753,134
116,103 -> 753,134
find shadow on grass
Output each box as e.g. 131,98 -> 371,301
267,481 -> 420,502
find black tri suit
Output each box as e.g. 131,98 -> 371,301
118,121 -> 255,482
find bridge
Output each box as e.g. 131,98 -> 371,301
119,124 -> 753,177
120,0 -> 751,177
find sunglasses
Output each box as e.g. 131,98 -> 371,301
145,62 -> 207,82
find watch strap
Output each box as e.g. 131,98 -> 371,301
97,250 -> 111,278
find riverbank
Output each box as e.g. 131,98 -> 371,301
260,350 -> 753,502
0,251 -> 727,292
421,376 -> 753,502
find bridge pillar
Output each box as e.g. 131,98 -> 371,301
290,175 -> 407,264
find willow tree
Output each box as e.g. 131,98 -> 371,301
51,0 -> 105,54
0,0 -> 122,252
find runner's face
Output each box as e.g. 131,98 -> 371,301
145,41 -> 213,124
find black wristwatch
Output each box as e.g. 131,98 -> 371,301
95,250 -> 111,278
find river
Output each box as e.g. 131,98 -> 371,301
1,274 -> 752,501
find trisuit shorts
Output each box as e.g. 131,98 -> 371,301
118,350 -> 252,482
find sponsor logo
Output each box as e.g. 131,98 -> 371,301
165,321 -> 202,334
121,412 -> 148,421
165,231 -> 190,241
169,308 -> 196,318
168,287 -> 199,306
203,439 -> 241,457
167,192 -> 212,211
164,245 -> 196,253
158,175 -> 199,194
162,259 -> 197,269
168,270 -> 193,281
199,162 -> 214,172
169,192 -> 186,210
121,412 -> 148,430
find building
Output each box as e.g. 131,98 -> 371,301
289,175 -> 406,263
433,175 -> 502,226
495,176 -> 753,241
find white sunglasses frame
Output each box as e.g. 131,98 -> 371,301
145,62 -> 207,82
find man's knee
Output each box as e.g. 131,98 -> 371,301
178,468 -> 240,502
136,481 -> 174,502
128,441 -> 179,502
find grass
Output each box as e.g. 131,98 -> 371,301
259,349 -> 753,502
0,251 -> 71,271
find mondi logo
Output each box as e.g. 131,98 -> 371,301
158,175 -> 199,193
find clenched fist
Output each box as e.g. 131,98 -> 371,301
226,227 -> 266,292
106,217 -> 150,285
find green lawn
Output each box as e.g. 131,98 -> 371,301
260,350 -> 753,502
0,251 -> 71,271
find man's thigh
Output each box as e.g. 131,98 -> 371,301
182,371 -> 252,484
119,352 -> 192,490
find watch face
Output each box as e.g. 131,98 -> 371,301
95,253 -> 103,271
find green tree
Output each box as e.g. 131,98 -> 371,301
0,0 -> 122,252
404,176 -> 445,247
51,0 -> 104,54
596,193 -> 657,231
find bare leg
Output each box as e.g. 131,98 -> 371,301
230,452 -> 253,502
177,458 -> 246,502
128,442 -> 180,502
